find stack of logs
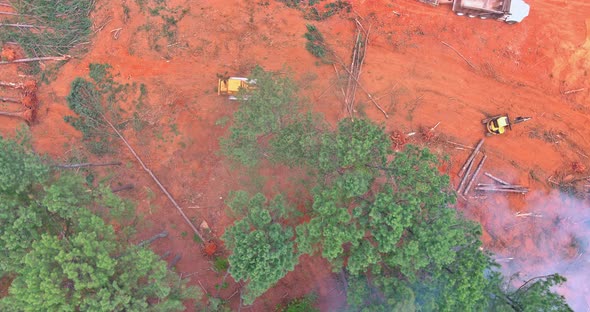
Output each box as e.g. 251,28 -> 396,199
457,139 -> 487,196
477,172 -> 529,194
0,79 -> 38,123
342,19 -> 370,118
456,138 -> 529,196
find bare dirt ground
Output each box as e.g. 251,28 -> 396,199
1,0 -> 590,310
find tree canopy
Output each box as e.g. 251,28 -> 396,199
0,136 -> 198,311
221,66 -> 301,166
219,67 -> 572,310
222,191 -> 300,305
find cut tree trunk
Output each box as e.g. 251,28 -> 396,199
457,152 -> 477,193
0,23 -> 45,29
0,55 -> 71,65
111,184 -> 134,193
168,254 -> 182,269
0,96 -> 20,103
464,154 -> 487,195
101,117 -> 206,243
458,139 -> 484,177
484,172 -> 510,185
0,109 -> 34,122
138,230 -> 169,247
0,81 -> 24,89
55,161 -> 122,169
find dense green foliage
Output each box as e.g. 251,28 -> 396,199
0,138 -> 50,275
220,68 -> 572,310
222,192 -> 299,305
221,66 -> 301,166
280,293 -> 319,312
4,216 -> 192,311
0,137 -> 198,311
499,274 -> 572,312
304,24 -> 327,59
269,112 -> 325,168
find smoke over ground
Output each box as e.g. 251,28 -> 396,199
474,190 -> 590,311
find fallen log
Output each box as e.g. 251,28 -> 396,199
55,161 -> 122,169
476,183 -> 528,189
457,152 -> 478,193
458,139 -> 484,177
350,20 -> 371,116
344,28 -> 360,116
111,184 -> 134,193
484,172 -> 510,185
0,96 -> 20,103
475,187 -> 529,193
0,81 -> 24,89
0,23 -> 43,29
0,109 -> 34,122
333,64 -> 350,118
160,250 -> 171,259
337,60 -> 389,118
168,254 -> 182,269
138,230 -> 168,247
0,55 -> 71,65
446,140 -> 474,150
102,117 -> 205,243
464,154 -> 487,196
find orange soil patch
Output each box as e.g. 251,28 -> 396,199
1,47 -> 17,61
0,0 -> 589,310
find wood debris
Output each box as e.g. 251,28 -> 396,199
458,139 -> 484,177
457,139 -> 487,196
475,183 -> 529,194
342,19 -> 369,118
337,19 -> 389,119
484,172 -> 510,185
464,154 -> 487,195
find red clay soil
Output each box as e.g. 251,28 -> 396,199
1,47 -> 17,62
1,0 -> 590,310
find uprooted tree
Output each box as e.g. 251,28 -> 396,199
0,137 -> 199,311
219,67 -> 572,310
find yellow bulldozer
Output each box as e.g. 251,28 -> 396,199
217,77 -> 256,100
482,115 -> 531,136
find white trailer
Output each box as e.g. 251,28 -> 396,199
419,0 -> 530,24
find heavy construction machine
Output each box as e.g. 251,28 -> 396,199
217,77 -> 256,100
419,0 -> 530,24
482,115 -> 531,136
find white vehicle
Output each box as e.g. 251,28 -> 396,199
420,0 -> 530,24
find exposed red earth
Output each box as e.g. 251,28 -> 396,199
1,0 -> 589,310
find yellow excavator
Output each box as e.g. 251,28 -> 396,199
217,77 -> 256,100
482,115 -> 531,136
